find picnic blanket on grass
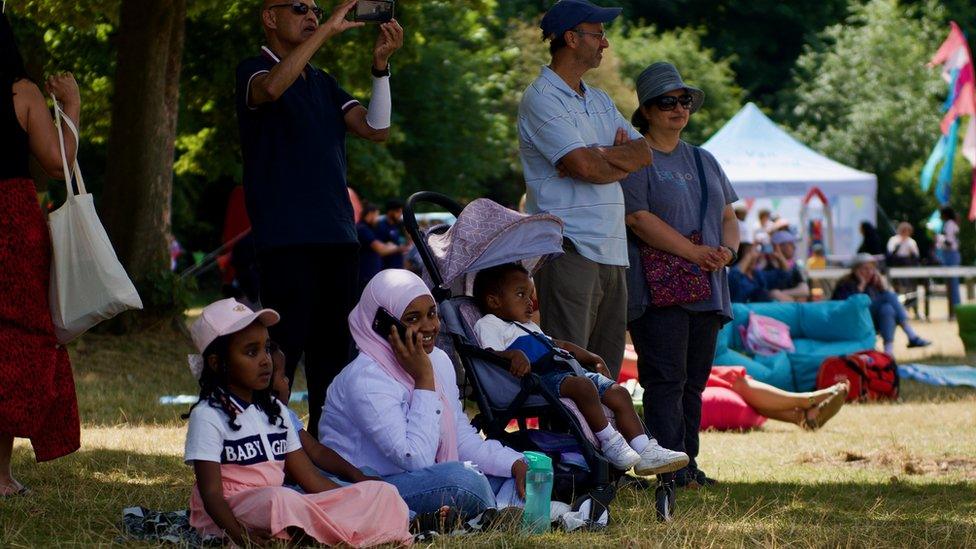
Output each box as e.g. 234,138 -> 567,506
120,506 -> 219,547
898,364 -> 976,388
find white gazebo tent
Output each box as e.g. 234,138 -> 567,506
702,103 -> 878,259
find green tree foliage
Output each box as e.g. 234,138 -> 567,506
386,1 -> 515,202
785,0 -> 955,239
10,1 -> 522,252
490,0 -> 744,148
174,0 -> 527,246
605,25 -> 743,145
491,19 -> 742,207
623,0 -> 850,106
7,3 -> 115,187
12,0 -> 974,269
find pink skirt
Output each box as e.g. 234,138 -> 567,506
190,462 -> 412,547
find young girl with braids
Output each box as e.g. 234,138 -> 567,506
183,298 -> 412,547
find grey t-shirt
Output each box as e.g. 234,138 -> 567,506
621,141 -> 738,323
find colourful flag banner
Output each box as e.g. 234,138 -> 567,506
963,117 -> 976,166
942,67 -> 975,134
936,119 -> 961,205
925,21 -> 976,218
926,209 -> 944,234
921,135 -> 947,193
969,170 -> 976,222
929,22 -> 969,67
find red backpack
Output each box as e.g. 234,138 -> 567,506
816,350 -> 899,401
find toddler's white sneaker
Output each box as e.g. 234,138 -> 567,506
601,432 -> 641,471
634,440 -> 689,475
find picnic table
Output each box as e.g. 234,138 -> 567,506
807,266 -> 976,319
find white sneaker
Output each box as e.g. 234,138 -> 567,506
634,441 -> 690,475
601,431 -> 641,471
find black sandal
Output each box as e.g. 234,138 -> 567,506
468,507 -> 523,532
0,484 -> 31,498
409,506 -> 464,534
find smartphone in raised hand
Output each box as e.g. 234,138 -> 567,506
372,307 -> 409,342
353,0 -> 394,23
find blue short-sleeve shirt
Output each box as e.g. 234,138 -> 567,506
518,66 -> 641,267
236,47 -> 360,250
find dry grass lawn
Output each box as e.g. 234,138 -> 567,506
2,300 -> 975,547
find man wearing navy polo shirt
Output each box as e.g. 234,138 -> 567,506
518,0 -> 651,380
236,0 -> 403,437
376,199 -> 406,269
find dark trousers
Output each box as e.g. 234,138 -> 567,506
628,306 -> 722,470
258,244 -> 358,438
534,242 -> 628,380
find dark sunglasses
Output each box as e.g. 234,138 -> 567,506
650,94 -> 694,111
268,2 -> 324,19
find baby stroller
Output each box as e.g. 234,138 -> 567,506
403,191 -> 677,525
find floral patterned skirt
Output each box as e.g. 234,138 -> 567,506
0,178 -> 79,461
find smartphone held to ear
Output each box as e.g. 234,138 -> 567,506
373,307 -> 409,342
352,0 -> 394,23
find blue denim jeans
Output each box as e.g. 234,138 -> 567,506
938,249 -> 962,307
870,290 -> 909,344
381,461 -> 499,516
539,370 -> 615,399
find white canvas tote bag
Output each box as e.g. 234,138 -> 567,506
48,96 -> 142,343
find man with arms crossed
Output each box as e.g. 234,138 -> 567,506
236,0 -> 403,436
518,0 -> 651,379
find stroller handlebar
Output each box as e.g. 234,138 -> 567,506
403,191 -> 465,290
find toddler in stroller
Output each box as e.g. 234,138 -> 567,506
472,263 -> 688,475
404,192 -> 688,523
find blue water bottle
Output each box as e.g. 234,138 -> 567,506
521,451 -> 554,534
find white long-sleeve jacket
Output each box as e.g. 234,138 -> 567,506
319,348 -> 522,477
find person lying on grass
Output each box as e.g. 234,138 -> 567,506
700,366 -> 849,431
182,298 -> 411,547
472,263 -> 689,475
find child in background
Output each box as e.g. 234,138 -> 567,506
268,342 -> 381,484
806,243 -> 827,270
183,298 -> 411,547
472,264 -> 689,475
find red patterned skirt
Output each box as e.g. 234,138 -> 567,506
0,178 -> 80,461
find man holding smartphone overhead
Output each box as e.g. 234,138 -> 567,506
236,0 -> 403,437
518,0 -> 651,380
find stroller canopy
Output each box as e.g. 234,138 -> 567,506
426,199 -> 564,287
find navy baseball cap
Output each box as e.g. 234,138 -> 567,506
540,0 -> 622,40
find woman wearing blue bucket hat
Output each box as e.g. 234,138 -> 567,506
621,62 -> 740,489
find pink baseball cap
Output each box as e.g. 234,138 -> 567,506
190,298 -> 280,354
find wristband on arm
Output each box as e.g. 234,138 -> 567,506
365,71 -> 391,130
723,245 -> 738,265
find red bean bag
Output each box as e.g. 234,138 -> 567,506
700,366 -> 767,431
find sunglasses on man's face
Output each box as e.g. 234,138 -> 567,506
651,94 -> 694,111
268,2 -> 324,19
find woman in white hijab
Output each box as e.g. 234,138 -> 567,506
319,270 -> 528,519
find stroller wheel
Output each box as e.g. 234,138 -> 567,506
569,494 -> 611,531
654,482 -> 675,522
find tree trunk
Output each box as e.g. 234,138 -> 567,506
101,0 -> 186,314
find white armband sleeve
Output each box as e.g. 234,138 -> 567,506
366,75 -> 392,130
